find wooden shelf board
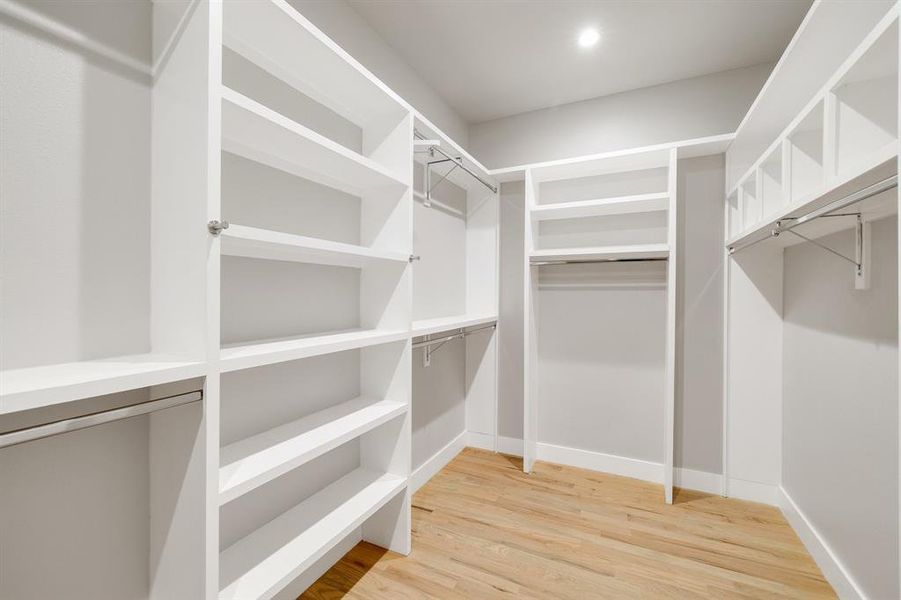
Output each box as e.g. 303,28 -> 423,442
219,468 -> 406,600
530,244 -> 670,263
219,396 -> 407,505
221,87 -> 407,197
530,192 -> 669,222
222,0 -> 406,130
411,314 -> 497,337
220,329 -> 410,373
221,225 -> 408,268
727,147 -> 897,249
0,354 -> 205,415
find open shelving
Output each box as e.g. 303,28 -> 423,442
219,468 -> 406,600
221,87 -> 407,197
0,354 -> 205,415
220,224 -> 408,268
726,9 -> 898,248
411,314 -> 497,337
219,396 -> 407,504
523,145 -> 679,504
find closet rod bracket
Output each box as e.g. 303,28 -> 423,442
773,214 -> 869,289
208,220 -> 230,236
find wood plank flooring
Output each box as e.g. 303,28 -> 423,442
301,448 -> 835,599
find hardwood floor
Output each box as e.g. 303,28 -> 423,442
301,448 -> 835,599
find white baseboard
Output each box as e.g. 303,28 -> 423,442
778,487 -> 865,600
536,442 -> 664,483
410,430 -> 467,493
466,431 -> 495,451
674,467 -> 723,495
466,432 -> 524,457
727,477 -> 779,505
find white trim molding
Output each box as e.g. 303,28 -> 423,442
778,487 -> 866,600
536,442 -> 664,483
410,430 -> 467,493
674,468 -> 723,495
727,477 -> 780,506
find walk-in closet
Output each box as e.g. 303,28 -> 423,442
1,1 -> 898,599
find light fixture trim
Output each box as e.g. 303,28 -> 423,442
578,27 -> 601,48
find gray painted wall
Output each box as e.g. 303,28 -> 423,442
782,216 -> 899,600
675,155 -> 725,474
498,181 -> 525,442
469,64 -> 772,169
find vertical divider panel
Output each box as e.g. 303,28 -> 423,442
149,1 -> 222,598
663,149 -> 677,504
361,112 -> 413,555
523,170 -> 539,473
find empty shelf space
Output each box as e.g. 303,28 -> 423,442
0,354 -> 206,415
530,192 -> 669,221
221,87 -> 407,197
220,225 -> 408,268
219,396 -> 407,505
222,0 -> 405,131
220,329 -> 410,373
219,468 -> 406,600
530,244 -> 670,263
412,314 -> 497,337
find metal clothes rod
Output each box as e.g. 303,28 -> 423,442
0,390 -> 203,449
531,257 -> 669,266
412,323 -> 497,350
729,174 -> 898,255
414,129 -> 498,195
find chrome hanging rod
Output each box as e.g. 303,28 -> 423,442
412,323 -> 497,350
0,390 -> 203,449
414,129 -> 498,195
531,257 -> 669,266
728,175 -> 897,255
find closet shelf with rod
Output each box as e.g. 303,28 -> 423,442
411,314 -> 497,337
0,355 -> 206,416
530,243 -> 670,264
530,192 -> 669,221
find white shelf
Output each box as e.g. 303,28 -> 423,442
221,224 -> 408,268
727,146 -> 897,249
530,244 -> 670,263
0,354 -> 206,415
219,396 -> 407,505
220,329 -> 410,373
222,0 -> 405,131
411,314 -> 497,337
530,192 -> 669,222
221,87 -> 407,197
219,468 -> 406,600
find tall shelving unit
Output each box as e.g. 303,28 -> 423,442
722,7 -> 899,504
215,2 -> 414,599
523,147 -> 679,503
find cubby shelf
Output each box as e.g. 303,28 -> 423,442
221,87 -> 408,197
222,0 -> 405,131
727,146 -> 897,249
219,468 -> 406,600
530,192 -> 669,222
220,329 -> 410,373
0,354 -> 206,415
219,396 -> 407,505
411,314 -> 497,337
530,244 -> 670,263
220,224 -> 408,268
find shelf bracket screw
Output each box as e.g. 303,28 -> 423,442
208,220 -> 230,236
409,255 -> 421,263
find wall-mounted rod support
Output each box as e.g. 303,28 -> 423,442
778,228 -> 861,272
414,323 -> 497,367
414,129 -> 498,197
728,174 -> 897,255
531,257 -> 669,266
0,390 -> 203,449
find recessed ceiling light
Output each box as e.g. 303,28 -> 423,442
577,28 -> 600,48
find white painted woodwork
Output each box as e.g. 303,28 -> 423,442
220,224 -> 408,268
412,314 -> 497,337
218,468 -> 406,600
529,244 -> 669,263
219,397 -> 407,504
530,192 -> 669,221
